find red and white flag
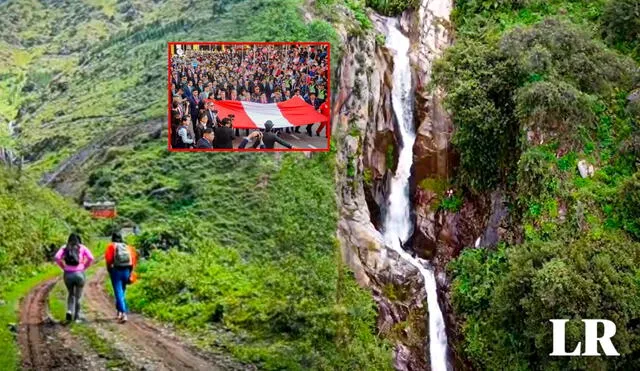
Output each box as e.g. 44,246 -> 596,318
211,96 -> 329,129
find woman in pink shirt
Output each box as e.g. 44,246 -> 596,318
54,233 -> 94,323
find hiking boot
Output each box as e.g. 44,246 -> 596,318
116,312 -> 123,321
120,314 -> 128,323
65,312 -> 73,322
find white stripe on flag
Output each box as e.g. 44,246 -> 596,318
241,101 -> 293,129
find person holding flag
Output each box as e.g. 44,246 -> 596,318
317,100 -> 330,137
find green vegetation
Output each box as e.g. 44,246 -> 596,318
418,177 -> 462,211
0,167 -> 96,294
366,0 -> 418,16
386,142 -> 394,170
103,149 -> 393,369
450,233 -> 640,370
0,164 -> 95,370
601,0 -> 640,60
434,18 -> 637,192
442,0 -> 640,369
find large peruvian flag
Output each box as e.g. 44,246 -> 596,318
211,96 -> 328,129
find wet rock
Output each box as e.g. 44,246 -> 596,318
393,344 -> 413,371
411,0 -> 455,187
412,187 -> 439,258
478,190 -> 508,248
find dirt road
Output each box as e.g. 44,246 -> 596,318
84,268 -> 236,371
18,269 -> 247,371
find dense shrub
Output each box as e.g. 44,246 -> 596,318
450,232 -> 640,370
129,245 -> 392,370
501,19 -> 638,95
433,40 -> 523,191
515,81 -> 596,145
434,19 -> 638,192
601,0 -> 640,45
366,0 -> 418,16
516,147 -> 556,201
619,171 -> 640,239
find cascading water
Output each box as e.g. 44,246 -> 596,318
382,17 -> 449,371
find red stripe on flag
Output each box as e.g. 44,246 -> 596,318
277,96 -> 329,126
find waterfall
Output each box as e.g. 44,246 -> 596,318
382,17 -> 449,371
8,121 -> 15,136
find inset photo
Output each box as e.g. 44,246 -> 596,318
168,42 -> 331,151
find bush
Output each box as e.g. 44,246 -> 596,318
450,232 -> 640,370
516,81 -> 596,145
433,40 -> 523,192
366,0 -> 418,16
516,147 -> 557,203
129,244 -> 393,370
601,0 -> 640,45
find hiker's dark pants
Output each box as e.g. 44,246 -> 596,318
63,271 -> 86,319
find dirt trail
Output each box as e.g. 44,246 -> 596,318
18,268 -> 246,370
18,278 -> 85,370
84,268 -> 235,371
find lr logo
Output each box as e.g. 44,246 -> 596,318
550,319 -> 620,356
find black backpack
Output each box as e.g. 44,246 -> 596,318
64,244 -> 80,266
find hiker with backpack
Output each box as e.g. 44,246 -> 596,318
54,233 -> 95,323
105,232 -> 138,323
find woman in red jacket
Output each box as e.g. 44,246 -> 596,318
105,232 -> 137,323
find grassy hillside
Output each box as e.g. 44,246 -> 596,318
0,0 -> 391,369
0,167 -> 96,292
437,0 -> 640,369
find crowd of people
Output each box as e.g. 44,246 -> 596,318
169,43 -> 330,149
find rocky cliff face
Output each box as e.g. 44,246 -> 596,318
332,16 -> 430,370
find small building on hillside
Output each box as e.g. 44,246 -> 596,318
83,201 -> 117,219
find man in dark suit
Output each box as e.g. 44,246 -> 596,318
262,121 -> 293,149
204,101 -> 218,128
194,114 -> 207,143
196,128 -> 214,149
213,118 -> 234,149
189,90 -> 203,127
